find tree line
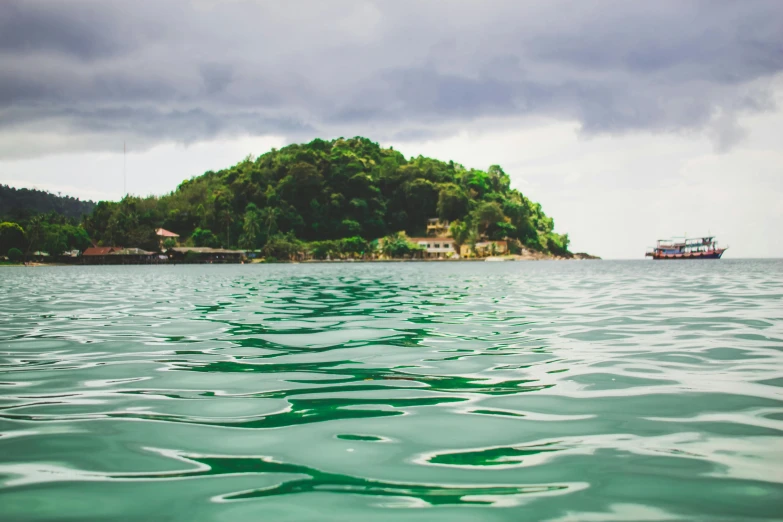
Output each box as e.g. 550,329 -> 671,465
1,185 -> 95,221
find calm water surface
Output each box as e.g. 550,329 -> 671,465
1,260 -> 782,521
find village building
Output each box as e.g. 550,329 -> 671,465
82,246 -> 160,264
110,248 -> 159,264
29,251 -> 51,262
409,237 -> 459,258
155,228 -> 180,249
460,240 -> 509,258
82,246 -> 123,263
426,218 -> 450,237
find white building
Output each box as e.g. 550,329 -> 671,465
410,237 -> 459,258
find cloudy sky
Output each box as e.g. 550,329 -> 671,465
1,0 -> 781,258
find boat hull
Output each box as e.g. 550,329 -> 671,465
647,249 -> 726,260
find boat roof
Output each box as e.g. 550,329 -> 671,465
658,236 -> 715,242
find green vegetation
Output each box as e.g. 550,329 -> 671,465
1,185 -> 95,258
0,137 -> 573,260
81,137 -> 569,256
191,228 -> 220,248
380,232 -> 425,258
1,185 -> 95,221
1,215 -> 92,259
7,247 -> 23,263
24,215 -> 92,256
1,222 -> 26,253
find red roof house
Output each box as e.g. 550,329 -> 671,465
155,228 -> 179,238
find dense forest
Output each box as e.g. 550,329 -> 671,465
2,137 -> 572,260
0,185 -> 94,259
0,185 -> 95,221
83,137 -> 569,255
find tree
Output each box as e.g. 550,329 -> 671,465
403,179 -> 438,233
467,225 -> 480,257
340,219 -> 362,236
381,232 -> 424,258
42,228 -> 67,256
471,201 -> 506,235
25,215 -> 44,254
7,247 -> 23,262
191,228 -> 219,248
0,222 -> 26,253
64,225 -> 92,251
436,184 -> 469,221
341,236 -> 368,258
449,220 -> 472,256
464,170 -> 491,198
547,233 -> 570,257
490,221 -> 517,240
239,203 -> 262,249
222,209 -> 233,248
125,226 -> 158,251
487,165 -> 511,193
259,207 -> 278,241
263,233 -> 304,260
309,240 -> 340,260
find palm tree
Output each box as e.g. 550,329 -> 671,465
240,206 -> 261,249
449,220 -> 469,255
25,215 -> 44,255
259,207 -> 278,240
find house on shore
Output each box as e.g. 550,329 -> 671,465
156,228 -> 180,249
82,246 -> 159,264
409,237 -> 459,258
111,248 -> 159,264
461,240 -> 508,257
426,218 -> 450,237
167,247 -> 244,263
82,246 -> 122,264
30,251 -> 51,262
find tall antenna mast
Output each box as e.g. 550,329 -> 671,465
123,141 -> 127,197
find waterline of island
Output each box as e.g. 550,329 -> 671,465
3,254 -> 600,267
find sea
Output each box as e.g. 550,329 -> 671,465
1,260 -> 781,521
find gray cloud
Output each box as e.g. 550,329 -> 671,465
0,0 -> 781,157
0,2 -> 123,59
200,63 -> 234,95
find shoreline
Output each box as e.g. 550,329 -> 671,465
2,255 -> 601,267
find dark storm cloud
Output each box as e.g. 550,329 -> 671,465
1,0 -> 781,156
0,1 -> 158,59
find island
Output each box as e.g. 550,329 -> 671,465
1,137 -> 598,264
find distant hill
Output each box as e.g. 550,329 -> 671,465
0,185 -> 96,221
83,137 -> 572,255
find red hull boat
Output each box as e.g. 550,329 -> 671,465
646,236 -> 727,260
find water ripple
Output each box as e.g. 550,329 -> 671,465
1,260 -> 782,521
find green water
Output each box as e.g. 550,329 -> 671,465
1,260 -> 781,521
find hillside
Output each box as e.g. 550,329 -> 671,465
0,184 -> 96,221
83,137 -> 571,255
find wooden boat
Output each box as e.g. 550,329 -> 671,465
646,236 -> 727,260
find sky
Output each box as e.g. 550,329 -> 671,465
1,0 -> 782,259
